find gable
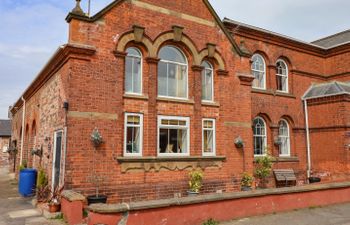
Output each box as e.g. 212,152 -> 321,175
66,0 -> 248,57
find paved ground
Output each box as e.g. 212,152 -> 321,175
0,166 -> 65,225
222,203 -> 350,225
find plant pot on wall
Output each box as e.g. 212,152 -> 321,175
309,177 -> 321,183
87,195 -> 108,205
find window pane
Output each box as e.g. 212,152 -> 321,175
202,68 -> 213,101
125,57 -> 133,93
158,62 -> 167,96
159,128 -> 187,154
177,65 -> 187,98
126,126 -> 140,154
159,46 -> 186,64
254,136 -> 265,155
127,115 -> 140,124
167,63 -> 177,97
203,130 -> 213,153
133,57 -> 141,93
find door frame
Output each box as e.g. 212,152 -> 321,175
52,129 -> 63,190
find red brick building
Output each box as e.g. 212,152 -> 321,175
10,0 -> 350,203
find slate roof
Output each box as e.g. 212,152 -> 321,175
303,81 -> 350,100
312,30 -> 350,48
0,120 -> 11,137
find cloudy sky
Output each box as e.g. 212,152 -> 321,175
0,0 -> 350,119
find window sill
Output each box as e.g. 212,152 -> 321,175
123,94 -> 149,100
157,97 -> 195,105
251,89 -> 296,99
254,156 -> 299,163
201,101 -> 220,107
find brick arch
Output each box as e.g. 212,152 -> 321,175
151,32 -> 199,64
275,56 -> 295,71
280,115 -> 295,128
116,32 -> 153,55
198,49 -> 226,70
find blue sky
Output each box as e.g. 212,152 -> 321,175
0,0 -> 350,119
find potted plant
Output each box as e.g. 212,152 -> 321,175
234,136 -> 244,148
87,128 -> 108,205
254,153 -> 273,189
187,170 -> 204,196
48,186 -> 63,213
241,172 -> 254,191
36,169 -> 49,203
31,147 -> 43,157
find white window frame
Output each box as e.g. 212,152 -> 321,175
278,119 -> 291,157
201,61 -> 214,103
276,59 -> 289,93
124,113 -> 143,157
253,117 -> 267,157
125,47 -> 143,95
202,118 -> 216,156
157,115 -> 190,157
251,54 -> 266,90
158,46 -> 189,100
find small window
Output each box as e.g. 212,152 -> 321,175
253,117 -> 267,156
276,60 -> 288,92
201,61 -> 214,102
124,113 -> 143,156
125,48 -> 142,94
158,116 -> 190,156
251,54 -> 266,89
203,119 -> 216,156
158,46 -> 188,99
278,119 -> 290,156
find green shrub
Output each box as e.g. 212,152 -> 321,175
19,160 -> 28,171
189,170 -> 204,193
254,151 -> 273,188
37,169 -> 48,188
203,218 -> 219,225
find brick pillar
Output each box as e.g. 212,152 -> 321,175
192,65 -> 204,156
268,64 -> 276,91
146,57 -> 160,156
113,51 -> 127,155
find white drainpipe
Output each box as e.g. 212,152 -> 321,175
303,99 -> 312,179
20,96 -> 26,165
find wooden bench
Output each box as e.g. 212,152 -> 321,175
273,169 -> 297,188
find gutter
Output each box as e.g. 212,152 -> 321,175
20,97 -> 26,165
303,99 -> 312,179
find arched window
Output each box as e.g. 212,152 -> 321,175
253,117 -> 267,156
125,47 -> 142,94
278,119 -> 290,156
201,61 -> 214,102
276,60 -> 288,92
251,54 -> 266,89
158,46 -> 188,98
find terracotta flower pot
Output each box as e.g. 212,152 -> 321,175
48,204 -> 61,213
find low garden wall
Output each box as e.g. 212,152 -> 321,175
78,182 -> 350,225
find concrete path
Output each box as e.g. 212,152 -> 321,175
0,167 -> 65,225
222,203 -> 350,225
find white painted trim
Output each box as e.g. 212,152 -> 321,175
276,59 -> 289,93
251,54 -> 266,90
253,116 -> 267,156
124,113 -> 143,157
125,47 -> 143,95
278,119 -> 291,157
202,118 -> 216,156
157,115 -> 190,157
158,46 -> 189,99
201,61 -> 214,102
52,130 -> 63,190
